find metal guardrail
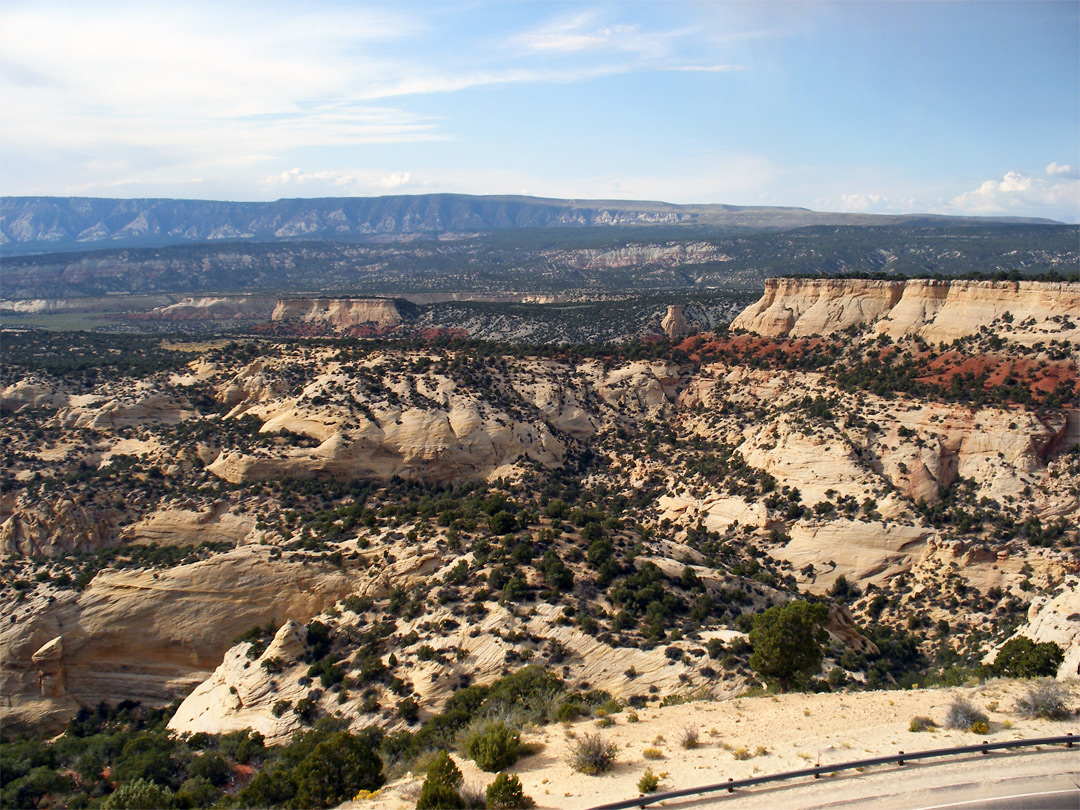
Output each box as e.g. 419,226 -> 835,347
587,733 -> 1076,810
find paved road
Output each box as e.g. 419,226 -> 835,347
909,787 -> 1078,810
659,748 -> 1079,810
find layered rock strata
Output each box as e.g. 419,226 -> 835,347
732,278 -> 1080,344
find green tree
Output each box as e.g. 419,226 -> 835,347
424,750 -> 462,789
111,734 -> 177,789
991,637 -> 1065,678
187,750 -> 230,787
292,731 -> 384,809
415,781 -> 464,809
100,778 -> 177,810
488,511 -> 517,535
748,601 -> 830,692
486,772 -> 535,809
1,766 -> 71,810
415,750 -> 464,809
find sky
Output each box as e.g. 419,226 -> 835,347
1,1 -> 1078,222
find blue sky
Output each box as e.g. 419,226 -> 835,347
2,1 -> 1077,221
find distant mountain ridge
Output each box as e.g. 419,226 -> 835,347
0,194 -> 1062,256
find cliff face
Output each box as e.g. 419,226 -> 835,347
0,547 -> 354,737
731,278 -> 1080,344
144,296 -> 277,320
270,298 -> 405,330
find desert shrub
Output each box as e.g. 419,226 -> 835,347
187,750 -> 230,787
101,778 -> 177,809
176,776 -> 219,807
642,747 -> 664,760
425,750 -> 463,788
485,772 -> 535,809
944,697 -> 988,731
678,726 -> 699,749
569,734 -> 618,775
908,716 -> 936,732
292,731 -> 384,809
111,734 -> 178,789
415,750 -> 464,809
732,747 -> 751,760
460,781 -> 487,809
465,721 -> 521,773
595,716 -> 614,728
416,781 -> 465,809
218,728 -> 265,764
556,701 -> 584,722
398,697 -> 420,724
970,721 -> 989,734
637,767 -> 660,794
1,766 -> 72,810
1015,679 -> 1071,720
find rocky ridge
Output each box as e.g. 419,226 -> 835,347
732,277 -> 1080,345
1,280 -> 1076,742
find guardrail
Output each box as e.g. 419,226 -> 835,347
587,733 -> 1076,810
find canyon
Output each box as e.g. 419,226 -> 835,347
0,275 -> 1075,807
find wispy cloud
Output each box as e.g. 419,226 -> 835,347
514,11 -> 698,59
663,64 -> 745,73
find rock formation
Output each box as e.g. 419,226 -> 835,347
661,305 -> 692,338
732,278 -> 1080,344
0,547 -> 355,737
143,296 -> 277,320
270,298 -> 405,331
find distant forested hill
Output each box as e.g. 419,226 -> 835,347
2,224 -> 1075,299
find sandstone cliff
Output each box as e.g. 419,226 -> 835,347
0,547 -> 354,737
144,296 -> 277,320
270,298 -> 406,330
731,278 -> 1080,344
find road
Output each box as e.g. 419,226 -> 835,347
660,748 -> 1078,810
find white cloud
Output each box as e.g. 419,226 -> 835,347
946,170 -> 1079,218
809,192 -> 917,214
261,169 -> 423,195
1047,162 -> 1078,178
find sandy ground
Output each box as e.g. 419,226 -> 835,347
343,678 -> 1079,810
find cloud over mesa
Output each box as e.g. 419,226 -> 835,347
947,170 -> 1079,218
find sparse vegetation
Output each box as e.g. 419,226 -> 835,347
908,716 -> 937,732
465,721 -> 521,773
637,767 -> 660,794
569,734 -> 618,775
2,267 -> 1077,808
1015,679 -> 1071,720
944,698 -> 989,731
485,773 -> 535,809
678,726 -> 699,750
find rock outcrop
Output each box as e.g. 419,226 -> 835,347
1,498 -> 120,556
144,296 -> 277,320
732,278 -> 1080,344
270,298 -> 405,331
0,547 -> 355,738
661,305 -> 692,338
1002,577 -> 1080,679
